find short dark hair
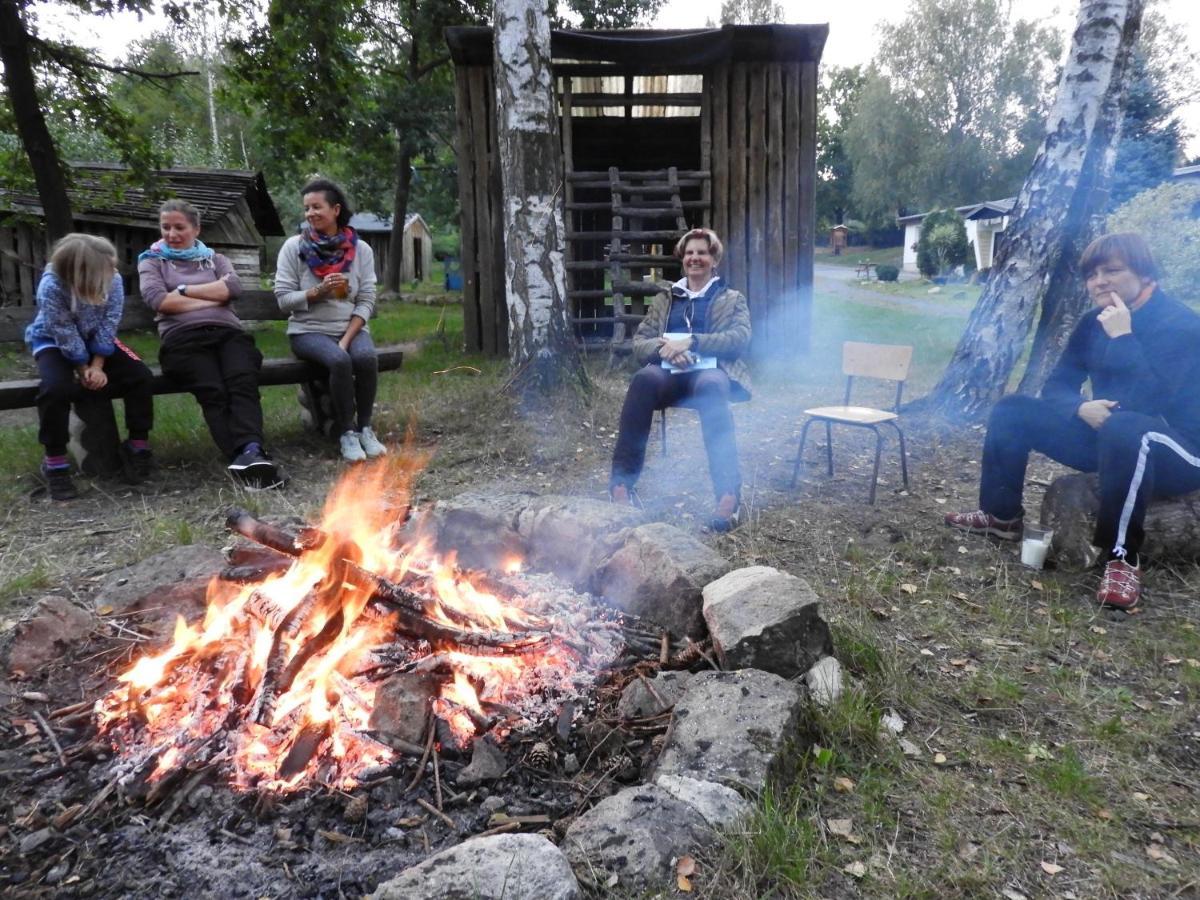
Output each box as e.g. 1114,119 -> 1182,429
300,177 -> 353,229
1079,232 -> 1159,281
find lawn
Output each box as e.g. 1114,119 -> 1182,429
1,286 -> 1197,897
816,244 -> 904,270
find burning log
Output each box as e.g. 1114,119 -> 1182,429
226,508 -> 325,556
253,590 -> 319,726
279,719 -> 332,780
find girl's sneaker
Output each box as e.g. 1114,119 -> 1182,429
340,430 -> 367,463
40,463 -> 78,501
358,426 -> 387,458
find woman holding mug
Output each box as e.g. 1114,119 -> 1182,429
275,177 -> 385,462
609,227 -> 751,531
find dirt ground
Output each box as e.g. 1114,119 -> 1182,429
1,350 -> 1198,897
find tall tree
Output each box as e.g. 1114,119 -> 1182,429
1107,6 -> 1197,207
0,0 -> 193,241
815,64 -> 865,228
916,0 -> 1147,420
715,0 -> 784,24
493,0 -> 587,396
228,0 -> 484,293
845,0 -> 1059,223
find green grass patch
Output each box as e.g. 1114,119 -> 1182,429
815,245 -> 903,269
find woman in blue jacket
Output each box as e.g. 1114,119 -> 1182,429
25,234 -> 154,499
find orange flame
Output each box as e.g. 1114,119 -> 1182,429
95,453 -> 612,793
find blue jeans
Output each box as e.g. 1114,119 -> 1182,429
289,331 -> 378,433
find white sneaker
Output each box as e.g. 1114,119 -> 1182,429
339,430 -> 366,462
359,425 -> 387,458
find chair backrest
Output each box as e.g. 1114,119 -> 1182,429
843,341 -> 913,381
841,341 -> 914,410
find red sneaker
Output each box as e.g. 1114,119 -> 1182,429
1097,559 -> 1141,610
944,509 -> 1022,541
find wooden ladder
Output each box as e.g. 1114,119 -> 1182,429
564,166 -> 709,353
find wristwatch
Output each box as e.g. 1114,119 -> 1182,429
178,284 -> 188,296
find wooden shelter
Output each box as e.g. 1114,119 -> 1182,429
0,164 -> 283,305
348,212 -> 436,283
446,25 -> 827,358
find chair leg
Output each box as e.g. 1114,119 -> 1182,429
659,409 -> 667,457
890,421 -> 909,489
824,421 -> 834,476
868,426 -> 884,505
791,417 -> 817,489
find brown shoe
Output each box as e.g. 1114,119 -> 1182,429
944,509 -> 1022,541
609,484 -> 639,506
1097,559 -> 1141,610
710,493 -> 741,533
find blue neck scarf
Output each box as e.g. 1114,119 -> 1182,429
138,239 -> 215,264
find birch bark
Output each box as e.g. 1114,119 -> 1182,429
492,0 -> 589,395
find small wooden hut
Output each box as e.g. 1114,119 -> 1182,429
0,164 -> 283,305
446,24 -> 827,358
348,212 -> 436,283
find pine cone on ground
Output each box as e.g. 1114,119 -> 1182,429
527,741 -> 553,769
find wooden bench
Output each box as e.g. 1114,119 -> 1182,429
0,290 -> 404,466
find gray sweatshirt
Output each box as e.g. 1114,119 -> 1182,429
274,234 -> 377,337
138,254 -> 244,342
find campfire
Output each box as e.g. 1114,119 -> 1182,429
92,459 -> 621,796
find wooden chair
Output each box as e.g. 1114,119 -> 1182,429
790,341 -> 912,504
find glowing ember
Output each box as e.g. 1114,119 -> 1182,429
95,457 -> 618,794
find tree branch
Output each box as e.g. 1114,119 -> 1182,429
32,37 -> 198,87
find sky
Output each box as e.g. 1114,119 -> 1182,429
33,0 -> 1200,157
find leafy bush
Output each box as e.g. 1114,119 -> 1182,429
916,209 -> 969,278
876,264 -> 899,282
1108,181 -> 1200,299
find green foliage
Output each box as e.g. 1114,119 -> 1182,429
714,0 -> 784,24
846,0 -> 1060,222
816,65 -> 867,229
1108,180 -> 1200,298
876,263 -> 899,282
916,209 -> 969,278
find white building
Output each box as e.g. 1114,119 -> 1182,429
898,198 -> 1016,274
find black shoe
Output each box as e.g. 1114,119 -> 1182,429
228,448 -> 287,491
120,441 -> 154,484
40,463 -> 79,501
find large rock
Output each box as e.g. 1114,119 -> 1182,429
702,566 -> 831,678
4,596 -> 97,677
617,671 -> 694,719
426,486 -> 535,571
515,496 -> 645,588
562,784 -> 713,892
594,522 -> 731,639
655,669 -> 804,793
93,545 -> 224,640
653,774 -> 752,829
371,833 -> 579,900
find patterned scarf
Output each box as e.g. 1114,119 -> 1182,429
297,225 -> 358,277
138,239 -> 215,264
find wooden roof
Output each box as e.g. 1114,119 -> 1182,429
446,24 -> 829,71
0,163 -> 284,236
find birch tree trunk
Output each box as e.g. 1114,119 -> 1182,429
916,0 -> 1146,421
492,0 -> 589,397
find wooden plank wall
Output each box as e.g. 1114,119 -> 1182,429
1,217 -> 266,307
708,60 -> 815,357
453,64 -> 507,356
